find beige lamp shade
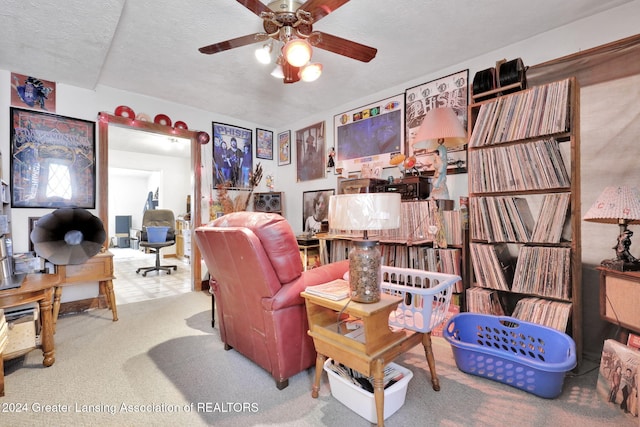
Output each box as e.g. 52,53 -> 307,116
412,107 -> 467,151
329,193 -> 401,232
583,186 -> 640,224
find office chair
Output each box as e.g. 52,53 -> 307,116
136,209 -> 177,277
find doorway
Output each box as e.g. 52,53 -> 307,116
97,112 -> 204,296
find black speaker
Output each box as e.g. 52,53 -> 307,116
254,193 -> 282,213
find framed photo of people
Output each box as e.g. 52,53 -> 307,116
334,93 -> 405,173
212,122 -> 253,188
405,69 -> 469,174
10,107 -> 96,208
256,128 -> 273,160
302,189 -> 334,234
296,121 -> 325,182
277,130 -> 291,166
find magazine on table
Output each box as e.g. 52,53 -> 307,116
305,279 -> 350,300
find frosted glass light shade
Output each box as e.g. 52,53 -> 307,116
300,63 -> 322,82
283,39 -> 312,67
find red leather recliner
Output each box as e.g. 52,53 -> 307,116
194,212 -> 348,389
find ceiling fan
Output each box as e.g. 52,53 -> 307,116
198,0 -> 377,83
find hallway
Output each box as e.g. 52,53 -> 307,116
110,248 -> 192,305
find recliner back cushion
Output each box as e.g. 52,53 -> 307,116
211,212 -> 302,284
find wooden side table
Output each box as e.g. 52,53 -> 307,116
54,251 -> 117,331
598,267 -> 640,342
301,291 -> 433,427
0,273 -> 60,367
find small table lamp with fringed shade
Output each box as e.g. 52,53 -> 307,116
328,193 -> 401,303
583,186 -> 640,271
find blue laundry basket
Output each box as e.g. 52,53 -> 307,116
443,313 -> 576,398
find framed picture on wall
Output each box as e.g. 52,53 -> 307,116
334,93 -> 405,173
302,189 -> 334,234
277,130 -> 291,166
10,107 -> 96,208
296,121 -> 325,182
256,128 -> 273,160
212,122 -> 253,188
405,69 -> 469,175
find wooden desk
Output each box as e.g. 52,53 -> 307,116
302,292 -> 434,427
598,267 -> 640,341
54,251 -> 117,331
0,273 -> 60,368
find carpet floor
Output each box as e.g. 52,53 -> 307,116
1,291 -> 635,426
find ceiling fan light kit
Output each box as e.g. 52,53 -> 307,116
199,0 -> 377,84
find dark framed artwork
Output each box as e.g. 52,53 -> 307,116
277,130 -> 291,166
10,107 -> 96,208
256,128 -> 273,160
296,121 -> 325,182
334,93 -> 405,173
212,122 -> 253,188
302,189 -> 334,234
405,69 -> 469,175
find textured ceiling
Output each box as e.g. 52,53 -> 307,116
0,0 -> 632,129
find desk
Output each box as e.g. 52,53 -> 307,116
302,292 -> 436,427
54,251 -> 117,331
297,236 -> 321,271
598,267 -> 640,342
0,273 -> 59,368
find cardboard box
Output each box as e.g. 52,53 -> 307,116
597,339 -> 639,419
3,303 -> 38,357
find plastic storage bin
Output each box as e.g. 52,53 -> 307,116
380,266 -> 460,333
324,359 -> 413,423
146,226 -> 169,243
443,313 -> 576,398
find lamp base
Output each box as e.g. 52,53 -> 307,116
601,258 -> 640,272
348,239 -> 381,303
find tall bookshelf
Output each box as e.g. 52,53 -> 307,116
467,77 -> 582,361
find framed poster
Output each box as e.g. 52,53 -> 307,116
277,130 -> 291,166
334,93 -> 405,173
256,128 -> 273,160
405,69 -> 469,175
11,73 -> 56,112
10,108 -> 96,208
302,189 -> 334,234
296,121 -> 325,182
212,122 -> 253,188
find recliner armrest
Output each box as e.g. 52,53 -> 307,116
262,260 -> 349,311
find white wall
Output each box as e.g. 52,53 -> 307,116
270,1 -> 640,234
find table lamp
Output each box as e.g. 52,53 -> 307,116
411,107 -> 467,200
329,193 -> 401,303
583,186 -> 640,271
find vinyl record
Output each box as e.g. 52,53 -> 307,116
30,208 -> 106,265
174,121 -> 188,130
154,114 -> 172,127
115,105 -> 135,119
135,113 -> 151,122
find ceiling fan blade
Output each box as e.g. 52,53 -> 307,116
236,0 -> 272,17
300,0 -> 351,22
199,33 -> 264,54
313,31 -> 377,62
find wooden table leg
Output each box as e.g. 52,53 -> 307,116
40,289 -> 55,367
372,358 -> 385,427
421,332 -> 440,391
312,353 -> 326,398
103,280 -> 118,321
52,287 -> 62,333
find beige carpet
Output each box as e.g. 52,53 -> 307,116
1,291 -> 635,426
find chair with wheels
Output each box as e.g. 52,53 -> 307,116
136,209 -> 177,277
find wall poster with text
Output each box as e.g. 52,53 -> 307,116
212,122 -> 253,189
